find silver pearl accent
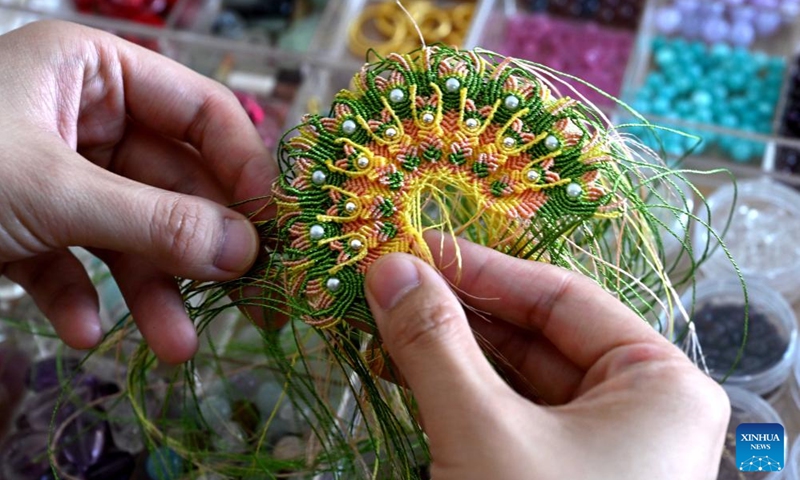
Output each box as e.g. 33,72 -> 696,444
503,137 -> 516,148
344,201 -> 357,213
544,135 -> 559,151
356,156 -> 369,168
444,77 -> 461,93
309,224 -> 325,240
349,238 -> 363,250
465,118 -> 479,129
326,277 -> 341,292
341,119 -> 357,135
566,183 -> 582,198
526,170 -> 540,182
385,127 -> 398,138
504,95 -> 520,110
422,112 -> 435,124
311,170 -> 326,185
389,88 -> 405,103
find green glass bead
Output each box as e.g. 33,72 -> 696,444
691,90 -> 713,108
655,47 -> 677,70
729,140 -> 753,163
650,97 -> 671,116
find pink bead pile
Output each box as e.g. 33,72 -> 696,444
502,14 -> 635,106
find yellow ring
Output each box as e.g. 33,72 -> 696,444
452,3 -> 475,28
349,5 -> 408,58
417,7 -> 452,42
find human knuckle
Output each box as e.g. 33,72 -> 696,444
153,196 -> 214,264
388,301 -> 461,352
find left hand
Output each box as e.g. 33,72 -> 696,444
0,21 -> 275,363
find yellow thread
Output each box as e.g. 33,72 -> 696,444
316,212 -> 361,223
322,184 -> 362,199
529,150 -> 562,166
324,159 -> 371,178
593,211 -> 623,219
287,259 -> 314,274
329,247 -> 369,274
530,178 -> 571,190
471,98 -> 501,137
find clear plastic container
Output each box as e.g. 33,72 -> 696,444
722,386 -> 786,480
692,178 -> 800,303
673,277 -> 797,397
786,434 -> 800,480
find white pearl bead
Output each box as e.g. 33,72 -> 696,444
526,170 -> 540,182
341,119 -> 357,135
422,113 -> 434,124
344,201 -> 357,213
503,137 -> 516,148
389,88 -> 405,103
504,95 -> 520,110
349,238 -> 363,250
326,277 -> 341,292
385,127 -> 397,138
311,170 -> 326,185
356,156 -> 369,168
444,77 -> 461,93
309,224 -> 325,240
465,118 -> 479,129
544,135 -> 559,151
566,183 -> 582,198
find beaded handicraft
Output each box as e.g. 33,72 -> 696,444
162,44 -> 716,480
273,46 -> 630,329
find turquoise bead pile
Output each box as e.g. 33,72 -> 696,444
631,37 -> 785,163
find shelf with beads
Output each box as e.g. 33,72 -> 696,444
517,0 -> 645,30
470,0 -> 640,108
207,0 -> 331,54
651,0 -> 800,52
619,0 -> 791,168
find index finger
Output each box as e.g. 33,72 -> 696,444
426,232 -> 666,370
113,33 -> 276,204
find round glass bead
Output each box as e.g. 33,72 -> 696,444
465,118 -> 479,129
502,137 -> 516,148
389,88 -> 405,103
444,77 -> 461,93
504,95 -> 520,110
349,238 -> 363,250
544,135 -> 559,151
326,278 -> 341,292
384,127 -> 397,138
344,201 -> 357,213
356,156 -> 369,168
341,119 -> 357,135
702,17 -> 729,44
311,170 -> 326,185
421,112 -> 434,124
526,170 -> 540,182
729,21 -> 755,47
566,183 -> 582,198
655,6 -> 682,34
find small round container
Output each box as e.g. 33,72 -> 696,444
791,345 -> 800,413
720,387 -> 785,480
786,434 -> 800,480
673,277 -> 797,397
692,179 -> 800,303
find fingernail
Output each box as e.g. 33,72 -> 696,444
215,218 -> 257,273
367,255 -> 421,310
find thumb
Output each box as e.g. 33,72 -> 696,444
365,253 -> 509,436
